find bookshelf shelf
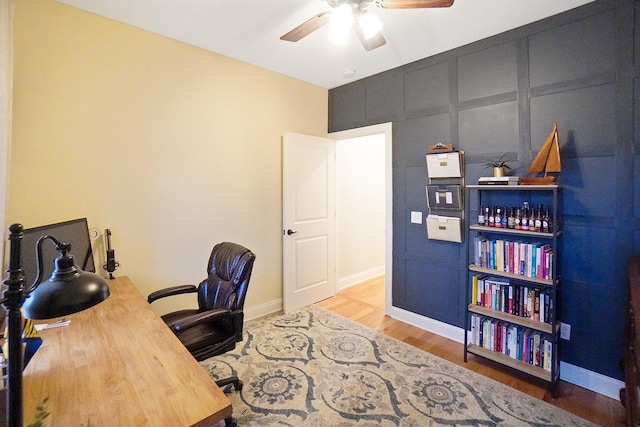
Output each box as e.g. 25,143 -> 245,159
467,184 -> 558,191
467,305 -> 556,334
464,184 -> 561,395
469,224 -> 562,238
468,264 -> 555,287
466,344 -> 554,382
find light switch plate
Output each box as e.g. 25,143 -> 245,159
411,211 -> 423,224
560,322 -> 571,340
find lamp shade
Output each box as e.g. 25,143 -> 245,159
22,251 -> 110,319
358,12 -> 382,40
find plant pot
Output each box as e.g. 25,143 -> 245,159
493,166 -> 505,177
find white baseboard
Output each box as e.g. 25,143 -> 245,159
560,361 -> 623,400
387,305 -> 622,401
387,305 -> 466,343
338,266 -> 385,291
245,299 -> 282,321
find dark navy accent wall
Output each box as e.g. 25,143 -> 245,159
329,0 -> 636,380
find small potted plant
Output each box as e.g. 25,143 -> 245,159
484,153 -> 513,177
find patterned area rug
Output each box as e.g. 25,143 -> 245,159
200,305 -> 595,426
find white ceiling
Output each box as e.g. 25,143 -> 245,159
57,0 -> 595,89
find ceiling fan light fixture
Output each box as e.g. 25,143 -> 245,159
281,0 -> 454,51
330,3 -> 353,31
329,3 -> 353,44
359,12 -> 383,40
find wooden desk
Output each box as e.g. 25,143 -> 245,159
21,276 -> 232,426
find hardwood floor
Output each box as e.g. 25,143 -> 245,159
316,276 -> 625,426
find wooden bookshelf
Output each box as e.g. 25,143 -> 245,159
465,184 -> 561,394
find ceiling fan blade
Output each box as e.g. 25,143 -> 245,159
379,0 -> 454,8
353,19 -> 387,51
280,11 -> 331,42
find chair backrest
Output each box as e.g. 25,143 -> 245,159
197,242 -> 255,312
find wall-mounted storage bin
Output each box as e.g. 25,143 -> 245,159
425,150 -> 464,243
426,215 -> 463,243
426,185 -> 462,210
426,152 -> 462,178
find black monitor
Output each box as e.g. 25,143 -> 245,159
20,218 -> 96,288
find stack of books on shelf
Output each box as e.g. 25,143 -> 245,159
471,275 -> 553,324
478,176 -> 520,185
473,236 -> 553,280
469,313 -> 553,371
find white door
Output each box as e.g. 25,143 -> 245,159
282,132 -> 335,313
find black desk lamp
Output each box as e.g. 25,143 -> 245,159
1,223 -> 111,427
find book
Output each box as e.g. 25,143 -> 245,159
471,275 -> 479,305
478,176 -> 520,185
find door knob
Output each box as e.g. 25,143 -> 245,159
286,229 -> 298,235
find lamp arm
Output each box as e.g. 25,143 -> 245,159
3,224 -> 111,426
25,234 -> 69,295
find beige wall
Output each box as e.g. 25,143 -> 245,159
8,1 -> 328,316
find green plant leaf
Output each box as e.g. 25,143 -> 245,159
484,153 -> 513,169
27,397 -> 50,427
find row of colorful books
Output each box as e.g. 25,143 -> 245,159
471,275 -> 554,324
472,236 -> 553,280
469,314 -> 553,371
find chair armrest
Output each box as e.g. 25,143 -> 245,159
169,308 -> 232,334
147,284 -> 197,304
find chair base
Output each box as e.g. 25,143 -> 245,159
216,376 -> 243,391
218,377 -> 241,427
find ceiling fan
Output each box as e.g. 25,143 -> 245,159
280,0 -> 455,51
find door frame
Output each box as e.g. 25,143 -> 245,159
330,123 -> 393,314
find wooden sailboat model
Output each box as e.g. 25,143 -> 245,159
522,122 -> 561,185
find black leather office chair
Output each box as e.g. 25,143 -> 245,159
148,242 -> 255,392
